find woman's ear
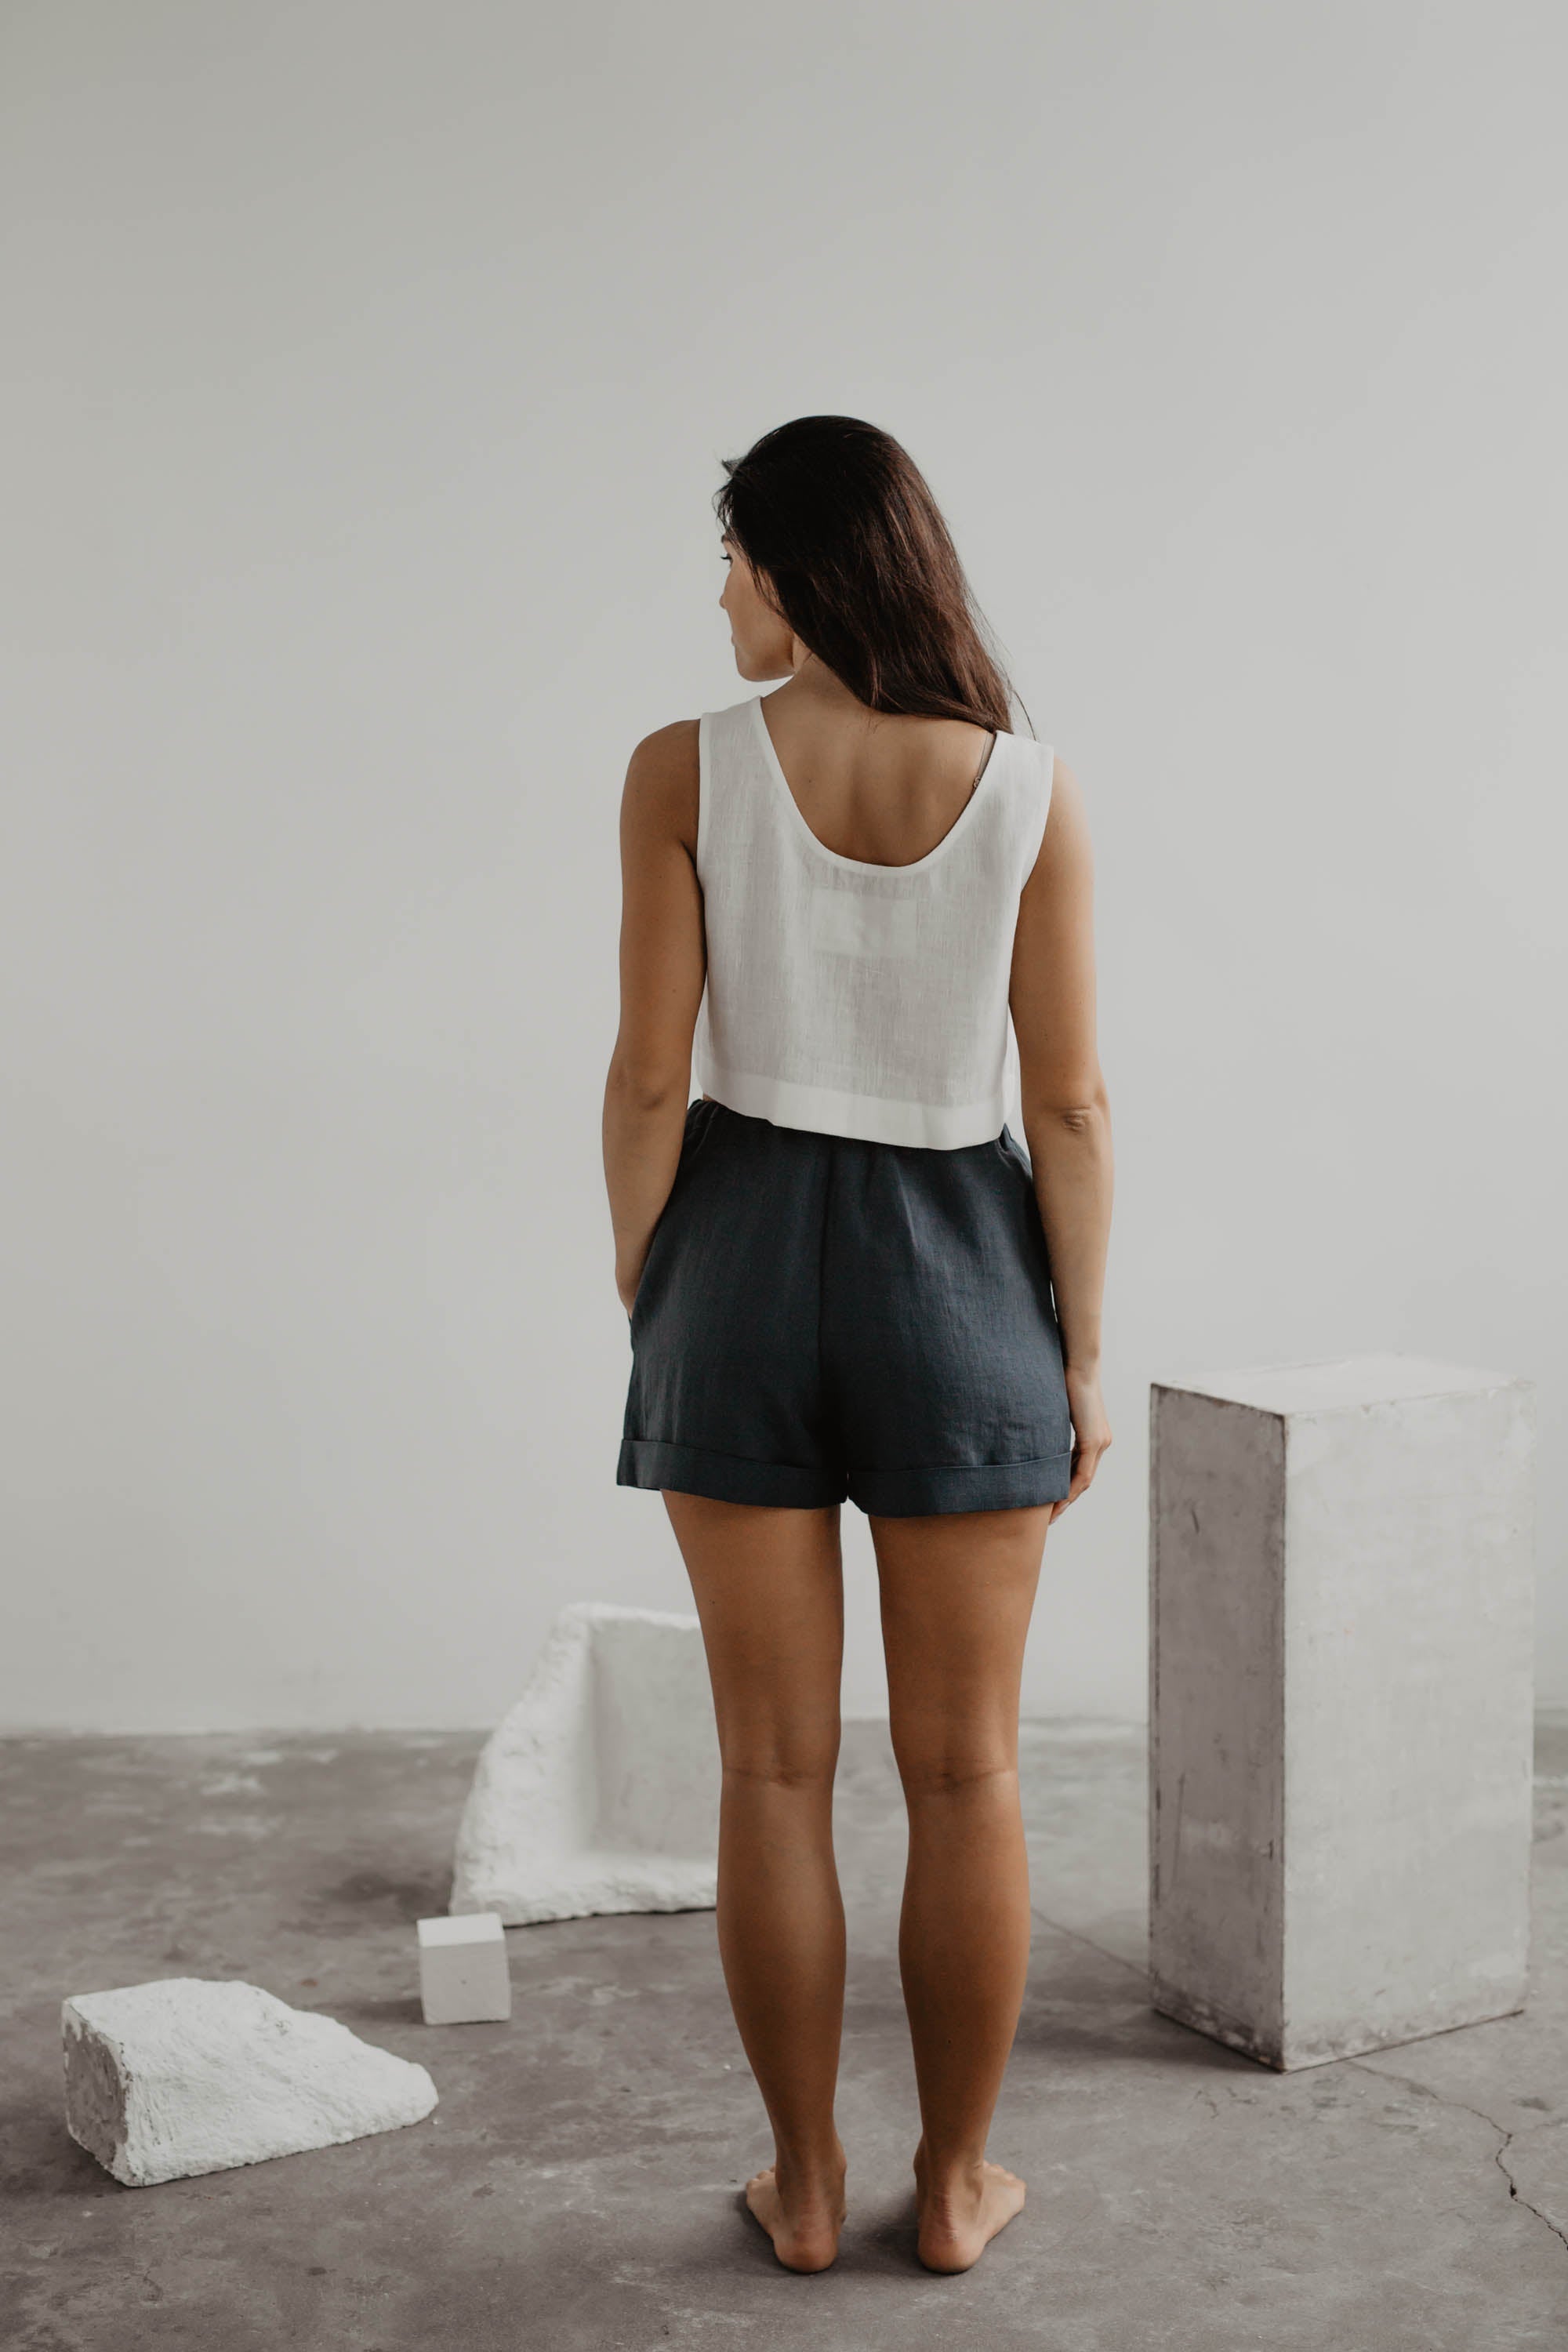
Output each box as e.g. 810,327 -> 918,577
749,558 -> 786,615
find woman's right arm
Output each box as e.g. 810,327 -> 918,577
1008,754 -> 1115,1518
601,720 -> 706,1316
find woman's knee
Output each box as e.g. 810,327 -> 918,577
717,1722 -> 841,1790
889,1721 -> 1017,1800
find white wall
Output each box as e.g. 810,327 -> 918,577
2,1 -> 1563,1731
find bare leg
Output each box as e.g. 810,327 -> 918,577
869,1504 -> 1051,2274
663,1490 -> 848,2273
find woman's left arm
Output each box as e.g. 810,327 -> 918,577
601,720 -> 706,1315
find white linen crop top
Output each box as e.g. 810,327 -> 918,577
691,692 -> 1053,1149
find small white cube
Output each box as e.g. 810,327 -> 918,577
416,1911 -> 511,2025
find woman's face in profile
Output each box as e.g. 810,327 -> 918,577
719,535 -> 797,682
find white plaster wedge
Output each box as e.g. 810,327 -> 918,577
450,1601 -> 720,1925
62,1977 -> 438,2186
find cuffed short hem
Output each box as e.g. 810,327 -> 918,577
618,1439 -> 1073,1516
617,1438 -> 846,1509
848,1450 -> 1075,1516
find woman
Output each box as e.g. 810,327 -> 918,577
601,416 -> 1112,2277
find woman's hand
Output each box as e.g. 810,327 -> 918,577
1051,1362 -> 1112,1521
616,1255 -> 644,1319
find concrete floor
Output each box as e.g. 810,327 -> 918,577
3,1719 -> 1566,2352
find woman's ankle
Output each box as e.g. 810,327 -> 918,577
913,2140 -> 989,2202
773,2134 -> 847,2197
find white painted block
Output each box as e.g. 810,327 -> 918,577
450,1601 -> 720,1926
1149,1356 -> 1535,2070
61,1978 -> 437,2186
417,1911 -> 510,2024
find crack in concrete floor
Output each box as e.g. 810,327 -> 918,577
1026,1887 -> 1568,2274
1346,2060 -> 1568,2262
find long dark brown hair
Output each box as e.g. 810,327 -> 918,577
713,416 -> 1019,733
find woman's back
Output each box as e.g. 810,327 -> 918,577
694,690 -> 1052,1149
757,690 -> 1000,868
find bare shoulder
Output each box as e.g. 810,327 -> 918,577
628,718 -> 699,783
621,718 -> 700,849
1014,750 -> 1091,903
1047,750 -> 1086,815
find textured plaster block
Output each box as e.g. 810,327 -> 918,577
61,1978 -> 437,2186
450,1602 -> 720,1926
417,1911 -> 511,2024
1150,1356 -> 1535,2071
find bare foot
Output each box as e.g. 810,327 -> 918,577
912,2138 -> 1026,2273
743,2150 -> 847,2272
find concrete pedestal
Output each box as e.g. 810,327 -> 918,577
1149,1355 -> 1534,2070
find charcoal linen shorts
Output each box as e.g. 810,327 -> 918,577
617,1098 -> 1073,1516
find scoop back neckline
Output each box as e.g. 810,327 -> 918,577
750,691 -> 1007,877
